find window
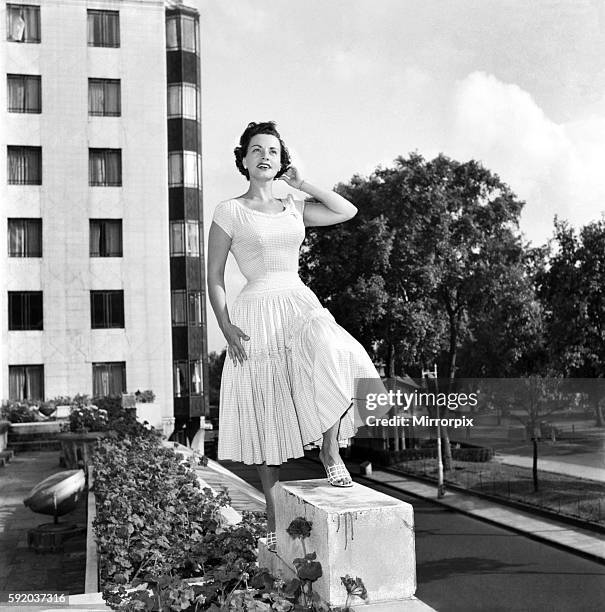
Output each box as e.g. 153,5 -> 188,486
190,360 -> 202,395
167,84 -> 197,120
173,360 -> 202,397
188,291 -> 202,325
8,291 -> 43,330
7,146 -> 42,185
169,221 -> 199,256
89,149 -> 121,186
7,74 -> 41,113
8,218 -> 42,257
90,219 -> 122,257
6,4 -> 40,43
92,362 -> 126,397
171,290 -> 202,326
166,14 -> 198,52
168,151 -> 201,187
88,79 -> 120,116
9,365 -> 44,400
90,290 -> 124,328
87,10 -> 119,47
171,290 -> 186,325
174,361 -> 188,397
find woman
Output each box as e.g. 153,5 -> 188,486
207,121 -> 387,551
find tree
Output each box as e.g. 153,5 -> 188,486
536,218 -> 605,426
300,153 -> 536,468
487,376 -> 566,492
207,349 -> 226,406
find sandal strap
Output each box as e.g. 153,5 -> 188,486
326,463 -> 352,485
326,463 -> 351,479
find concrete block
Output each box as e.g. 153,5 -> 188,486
258,541 -> 432,612
264,479 -> 416,608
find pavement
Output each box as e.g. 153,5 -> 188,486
356,466 -> 605,563
0,450 -> 87,604
495,452 -> 604,481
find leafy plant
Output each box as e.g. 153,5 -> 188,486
69,404 -> 109,433
134,389 -> 156,403
340,575 -> 368,610
92,434 -> 262,610
0,400 -> 43,423
286,517 -> 323,610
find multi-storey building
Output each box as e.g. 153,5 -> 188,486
1,0 -> 209,438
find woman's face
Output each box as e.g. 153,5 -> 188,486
243,133 -> 282,181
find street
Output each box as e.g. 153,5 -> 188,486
373,480 -> 605,612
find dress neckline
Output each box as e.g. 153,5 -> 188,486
232,195 -> 291,217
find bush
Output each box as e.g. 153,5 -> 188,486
0,401 -> 43,423
452,446 -> 494,462
92,434 -> 263,610
134,389 -> 155,403
70,405 -> 109,433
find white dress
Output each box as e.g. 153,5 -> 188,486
212,194 -> 386,465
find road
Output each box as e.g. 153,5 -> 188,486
378,481 -> 605,612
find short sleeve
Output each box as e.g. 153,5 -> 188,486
212,201 -> 234,238
290,195 -> 306,218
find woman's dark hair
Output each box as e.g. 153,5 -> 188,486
234,121 -> 291,180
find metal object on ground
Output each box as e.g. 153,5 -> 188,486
23,469 -> 86,518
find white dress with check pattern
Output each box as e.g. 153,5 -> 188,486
212,194 -> 384,465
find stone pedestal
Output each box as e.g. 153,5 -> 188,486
57,432 -> 107,469
259,479 -> 418,609
162,416 -> 175,439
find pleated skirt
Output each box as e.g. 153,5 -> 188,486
217,274 -> 385,465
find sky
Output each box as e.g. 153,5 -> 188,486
195,0 -> 605,353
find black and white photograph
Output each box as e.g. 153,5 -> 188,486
1,1 -> 604,611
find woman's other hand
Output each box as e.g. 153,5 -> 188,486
224,323 -> 250,366
279,166 -> 305,189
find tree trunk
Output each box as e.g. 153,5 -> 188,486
532,438 -> 539,492
594,397 -> 604,428
386,342 -> 396,378
439,424 -> 452,471
441,308 -> 460,472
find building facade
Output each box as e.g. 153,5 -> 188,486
1,0 -> 209,434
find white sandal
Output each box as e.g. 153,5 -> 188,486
325,463 -> 353,487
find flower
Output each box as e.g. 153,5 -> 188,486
341,575 -> 368,600
293,552 -> 322,582
69,404 -> 109,433
286,517 -> 313,539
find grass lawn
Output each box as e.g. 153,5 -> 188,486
391,458 -> 605,525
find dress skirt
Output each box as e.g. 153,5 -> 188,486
217,273 -> 386,465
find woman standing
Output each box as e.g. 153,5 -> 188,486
207,121 -> 386,550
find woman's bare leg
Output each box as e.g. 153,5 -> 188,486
256,463 -> 280,532
319,421 -> 351,485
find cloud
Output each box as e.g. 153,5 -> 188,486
449,71 -> 605,244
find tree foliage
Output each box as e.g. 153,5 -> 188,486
536,217 -> 605,424
300,153 -> 540,382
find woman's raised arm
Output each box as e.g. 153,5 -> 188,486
279,166 -> 357,227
